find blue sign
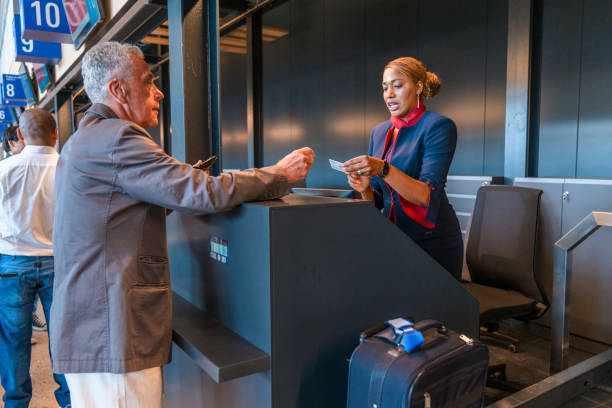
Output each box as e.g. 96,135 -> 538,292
14,15 -> 62,64
0,107 -> 17,124
2,74 -> 35,105
2,75 -> 27,101
20,0 -> 73,43
1,96 -> 27,107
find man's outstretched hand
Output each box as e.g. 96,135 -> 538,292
276,147 -> 315,183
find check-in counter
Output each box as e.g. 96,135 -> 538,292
163,193 -> 478,407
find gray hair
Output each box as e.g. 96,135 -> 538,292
81,41 -> 144,103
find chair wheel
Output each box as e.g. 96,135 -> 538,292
508,344 -> 519,353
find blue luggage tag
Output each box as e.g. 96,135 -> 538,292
386,318 -> 425,353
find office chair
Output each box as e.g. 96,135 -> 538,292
462,186 -> 549,353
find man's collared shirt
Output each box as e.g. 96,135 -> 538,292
0,145 -> 58,256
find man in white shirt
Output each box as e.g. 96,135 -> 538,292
0,109 -> 71,408
1,124 -> 47,333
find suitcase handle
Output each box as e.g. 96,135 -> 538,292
413,320 -> 448,335
360,323 -> 389,342
359,316 -> 416,342
412,320 -> 449,350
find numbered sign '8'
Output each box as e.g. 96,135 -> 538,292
20,0 -> 73,43
2,75 -> 27,101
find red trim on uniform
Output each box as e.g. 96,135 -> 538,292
382,99 -> 435,228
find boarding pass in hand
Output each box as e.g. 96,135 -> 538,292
329,159 -> 345,173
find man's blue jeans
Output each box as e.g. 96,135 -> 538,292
0,255 -> 71,408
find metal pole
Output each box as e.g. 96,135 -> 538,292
504,0 -> 533,181
208,0 -> 222,175
167,0 -> 211,164
246,12 -> 263,169
550,247 -> 571,374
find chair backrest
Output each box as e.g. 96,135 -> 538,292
466,185 -> 549,307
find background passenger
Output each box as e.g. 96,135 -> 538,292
1,125 -> 24,157
0,109 -> 71,408
50,41 -> 314,408
1,124 -> 47,336
343,57 -> 463,280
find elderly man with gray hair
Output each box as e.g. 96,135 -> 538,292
50,41 -> 314,407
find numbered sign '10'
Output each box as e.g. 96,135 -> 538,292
20,0 -> 73,43
13,14 -> 62,64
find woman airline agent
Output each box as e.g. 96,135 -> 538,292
343,57 -> 462,280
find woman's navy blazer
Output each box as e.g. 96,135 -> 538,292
368,111 -> 461,246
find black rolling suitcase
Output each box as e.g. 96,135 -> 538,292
347,318 -> 488,408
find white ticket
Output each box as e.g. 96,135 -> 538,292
329,159 -> 346,173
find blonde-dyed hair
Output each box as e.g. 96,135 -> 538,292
385,57 -> 441,98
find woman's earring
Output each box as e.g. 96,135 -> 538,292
417,95 -> 420,109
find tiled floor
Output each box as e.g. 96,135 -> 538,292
560,387 -> 612,408
485,319 -> 612,407
0,309 -> 59,408
3,316 -> 611,407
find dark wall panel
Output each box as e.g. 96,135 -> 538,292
261,3 -> 293,167
319,0 -> 366,188
536,0 -> 612,178
224,0 -> 508,187
537,0 -> 582,177
419,0 -> 487,175
575,0 -> 612,178
483,2 -> 508,175
363,0 -> 419,145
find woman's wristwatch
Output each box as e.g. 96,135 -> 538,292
380,161 -> 390,178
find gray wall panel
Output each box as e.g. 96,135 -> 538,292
575,0 -> 612,178
457,214 -> 471,232
448,195 -> 479,213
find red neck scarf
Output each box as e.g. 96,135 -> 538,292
390,99 -> 426,129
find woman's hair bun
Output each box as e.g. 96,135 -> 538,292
423,71 -> 441,98
385,57 -> 442,99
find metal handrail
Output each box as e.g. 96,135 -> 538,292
550,211 -> 612,374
